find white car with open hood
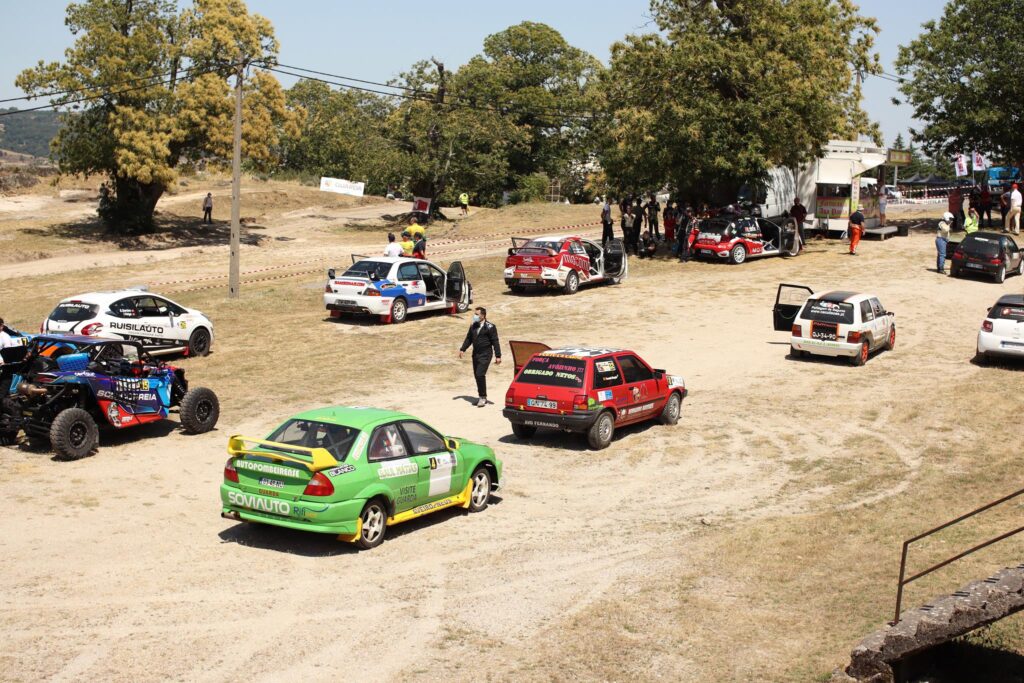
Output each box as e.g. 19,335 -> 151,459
42,288 -> 215,356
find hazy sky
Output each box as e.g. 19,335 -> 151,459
0,0 -> 944,146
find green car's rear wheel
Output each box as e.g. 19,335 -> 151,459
468,467 -> 492,512
356,499 -> 387,550
50,407 -> 98,460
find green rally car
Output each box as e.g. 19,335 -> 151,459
220,406 -> 502,549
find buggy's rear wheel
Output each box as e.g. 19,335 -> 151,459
180,387 -> 220,434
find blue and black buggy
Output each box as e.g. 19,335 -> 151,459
0,335 -> 219,459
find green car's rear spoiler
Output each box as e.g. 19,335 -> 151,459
227,435 -> 339,472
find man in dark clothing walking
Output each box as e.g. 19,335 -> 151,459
202,193 -> 213,224
459,307 -> 502,407
600,197 -> 614,247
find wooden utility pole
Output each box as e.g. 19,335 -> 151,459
229,63 -> 244,298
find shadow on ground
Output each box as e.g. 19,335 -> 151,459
899,638 -> 1024,682
20,214 -> 268,251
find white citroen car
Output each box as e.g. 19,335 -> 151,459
43,289 -> 214,356
977,294 -> 1024,364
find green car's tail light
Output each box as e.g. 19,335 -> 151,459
224,459 -> 239,484
303,472 -> 335,497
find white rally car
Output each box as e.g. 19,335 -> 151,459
323,256 -> 471,324
976,294 -> 1024,364
772,285 -> 895,366
42,289 -> 215,356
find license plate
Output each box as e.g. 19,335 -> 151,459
811,325 -> 837,341
335,299 -> 357,305
519,278 -> 537,284
967,263 -> 983,269
527,398 -> 557,409
701,249 -> 712,255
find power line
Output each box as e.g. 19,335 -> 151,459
0,62 -> 219,106
267,62 -> 600,122
0,65 -> 225,118
265,65 -> 599,124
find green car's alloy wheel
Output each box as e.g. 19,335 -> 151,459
469,467 -> 491,512
50,407 -> 99,460
587,411 -> 615,450
357,500 -> 388,550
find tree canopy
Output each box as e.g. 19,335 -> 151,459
895,0 -> 1024,168
598,0 -> 881,202
16,0 -> 300,232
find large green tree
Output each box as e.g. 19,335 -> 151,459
895,0 -> 1024,169
16,0 -> 300,232
599,0 -> 881,202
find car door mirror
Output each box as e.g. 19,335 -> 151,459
327,268 -> 336,280
444,437 -> 460,451
508,248 -> 515,256
652,370 -> 664,380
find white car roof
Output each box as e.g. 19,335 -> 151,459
813,291 -> 875,305
58,289 -> 166,306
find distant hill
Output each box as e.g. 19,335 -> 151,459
0,108 -> 61,158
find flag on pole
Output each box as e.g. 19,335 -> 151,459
972,151 -> 989,172
953,153 -> 969,177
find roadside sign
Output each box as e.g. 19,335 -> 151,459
320,177 -> 365,197
886,149 -> 911,166
413,197 -> 431,213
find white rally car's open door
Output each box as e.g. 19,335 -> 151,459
604,238 -> 628,281
509,340 -> 551,374
773,283 -> 814,331
445,261 -> 471,312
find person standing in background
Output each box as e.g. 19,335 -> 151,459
382,232 -> 403,257
848,206 -> 865,256
936,211 -> 953,273
645,193 -> 661,240
202,193 -> 213,224
979,184 -> 992,227
1007,183 -> 1022,235
459,192 -> 470,216
601,197 -> 614,248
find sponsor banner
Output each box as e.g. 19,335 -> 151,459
972,151 -> 990,172
320,177 -> 365,197
953,154 -> 969,177
815,197 -> 850,219
887,149 -> 911,166
412,197 -> 431,213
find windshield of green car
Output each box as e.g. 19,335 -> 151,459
265,419 -> 360,461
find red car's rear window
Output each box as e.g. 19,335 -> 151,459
518,355 -> 586,388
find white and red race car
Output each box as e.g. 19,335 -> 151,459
504,235 -> 628,295
692,215 -> 799,264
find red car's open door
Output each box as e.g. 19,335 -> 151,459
509,340 -> 551,374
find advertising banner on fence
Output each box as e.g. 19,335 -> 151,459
320,177 -> 365,197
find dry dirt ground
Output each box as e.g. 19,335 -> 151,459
2,188 -> 1024,683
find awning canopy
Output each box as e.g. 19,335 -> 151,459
814,151 -> 888,185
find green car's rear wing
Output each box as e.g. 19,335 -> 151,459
227,435 -> 339,472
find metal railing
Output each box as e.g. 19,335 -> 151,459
893,485 -> 1024,624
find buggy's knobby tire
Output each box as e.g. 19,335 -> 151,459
660,392 -> 681,426
180,387 -> 220,434
511,423 -> 536,439
468,467 -> 492,512
188,327 -> 212,357
0,430 -> 18,446
563,270 -> 580,295
50,407 -> 98,460
356,499 -> 388,550
586,411 -> 615,450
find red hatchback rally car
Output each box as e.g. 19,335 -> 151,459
502,342 -> 686,450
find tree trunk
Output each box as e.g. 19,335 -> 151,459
99,175 -> 166,234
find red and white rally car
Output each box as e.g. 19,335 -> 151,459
692,215 -> 800,264
504,235 -> 628,294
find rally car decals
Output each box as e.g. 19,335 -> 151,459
504,236 -> 627,294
